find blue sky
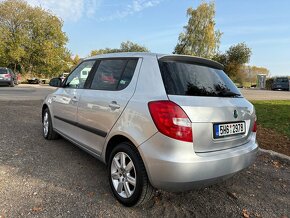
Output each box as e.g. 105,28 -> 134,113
25,0 -> 290,76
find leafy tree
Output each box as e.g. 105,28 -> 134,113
90,41 -> 149,56
214,43 -> 252,82
174,2 -> 222,58
242,65 -> 270,85
0,0 -> 70,76
0,0 -> 28,71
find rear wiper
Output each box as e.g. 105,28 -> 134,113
218,91 -> 241,97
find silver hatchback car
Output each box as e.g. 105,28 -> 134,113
42,53 -> 258,206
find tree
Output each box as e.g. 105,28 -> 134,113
242,65 -> 270,85
90,41 -> 149,56
0,0 -> 70,76
214,43 -> 252,83
174,1 -> 222,58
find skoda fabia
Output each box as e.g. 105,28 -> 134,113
42,53 -> 258,206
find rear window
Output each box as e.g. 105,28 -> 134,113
0,69 -> 8,74
275,78 -> 288,83
159,61 -> 241,97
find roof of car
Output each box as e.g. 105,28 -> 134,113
86,52 -> 224,70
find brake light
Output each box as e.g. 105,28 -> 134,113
252,119 -> 257,132
4,74 -> 11,78
148,101 -> 193,142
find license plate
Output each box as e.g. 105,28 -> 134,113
213,122 -> 246,138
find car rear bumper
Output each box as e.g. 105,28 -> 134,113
0,79 -> 12,85
138,132 -> 258,191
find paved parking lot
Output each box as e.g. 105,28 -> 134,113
0,86 -> 289,217
241,89 -> 290,100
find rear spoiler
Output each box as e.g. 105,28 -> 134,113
158,55 -> 224,70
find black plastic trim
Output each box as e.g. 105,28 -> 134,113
54,115 -> 107,138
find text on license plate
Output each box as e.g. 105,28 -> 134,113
214,122 -> 246,138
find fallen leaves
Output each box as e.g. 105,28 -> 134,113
227,191 -> 238,200
242,208 -> 250,218
31,207 -> 43,213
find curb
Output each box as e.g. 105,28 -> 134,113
259,148 -> 290,162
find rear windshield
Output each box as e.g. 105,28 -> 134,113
159,61 -> 241,97
0,69 -> 8,74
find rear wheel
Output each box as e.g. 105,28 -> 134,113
43,108 -> 59,140
9,80 -> 15,87
108,142 -> 154,207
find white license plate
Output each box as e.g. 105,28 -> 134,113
214,122 -> 245,138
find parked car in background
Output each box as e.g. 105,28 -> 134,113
42,53 -> 258,207
272,77 -> 289,91
0,67 -> 18,87
60,72 -> 69,81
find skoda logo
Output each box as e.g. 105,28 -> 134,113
234,110 -> 238,119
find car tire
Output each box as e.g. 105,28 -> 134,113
42,108 -> 59,140
9,81 -> 15,87
108,142 -> 154,207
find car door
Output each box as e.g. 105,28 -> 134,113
76,58 -> 140,154
52,60 -> 96,138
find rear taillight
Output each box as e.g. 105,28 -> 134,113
4,74 -> 11,78
252,119 -> 257,132
148,101 -> 193,142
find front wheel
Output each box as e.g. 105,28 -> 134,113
42,108 -> 59,140
108,142 -> 154,207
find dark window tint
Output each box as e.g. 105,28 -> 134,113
276,78 -> 288,83
0,69 -> 8,74
117,60 -> 138,90
91,59 -> 137,91
159,61 -> 241,97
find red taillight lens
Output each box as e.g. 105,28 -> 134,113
4,74 -> 11,78
148,101 -> 193,142
252,120 -> 257,132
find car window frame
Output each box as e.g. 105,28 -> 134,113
87,57 -> 139,91
62,59 -> 98,89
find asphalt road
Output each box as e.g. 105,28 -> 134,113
0,84 -> 55,101
0,86 -> 289,217
241,89 -> 290,100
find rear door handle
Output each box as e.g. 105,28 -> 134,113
109,101 -> 120,110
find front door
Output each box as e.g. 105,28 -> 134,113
52,60 -> 96,138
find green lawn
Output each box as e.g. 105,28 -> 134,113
251,100 -> 290,138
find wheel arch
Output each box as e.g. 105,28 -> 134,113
105,134 -> 139,165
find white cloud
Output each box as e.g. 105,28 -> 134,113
2,0 -> 162,22
25,0 -> 102,21
99,0 -> 163,21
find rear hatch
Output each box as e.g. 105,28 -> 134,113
158,55 -> 256,153
0,68 -> 9,80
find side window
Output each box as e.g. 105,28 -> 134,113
90,59 -> 138,91
64,60 -> 95,89
90,60 -> 127,90
117,59 -> 138,90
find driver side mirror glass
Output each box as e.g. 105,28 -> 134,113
49,78 -> 62,87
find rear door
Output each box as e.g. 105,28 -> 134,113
76,58 -> 140,154
159,56 -> 256,153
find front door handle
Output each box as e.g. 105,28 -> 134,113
109,101 -> 120,110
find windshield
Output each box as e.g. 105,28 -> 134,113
159,61 -> 241,97
0,69 -> 8,74
275,78 -> 288,83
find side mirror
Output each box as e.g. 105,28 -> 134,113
49,78 -> 62,87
